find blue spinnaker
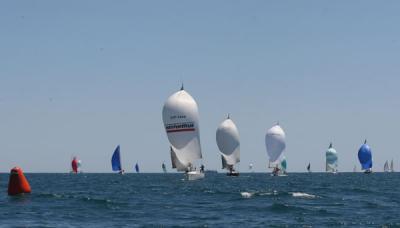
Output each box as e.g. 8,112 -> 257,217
112,145 -> 122,172
358,142 -> 372,170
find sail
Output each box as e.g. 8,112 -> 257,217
280,156 -> 287,172
307,163 -> 311,172
162,163 -> 167,173
249,163 -> 253,171
216,116 -> 240,169
384,161 -> 389,172
162,87 -> 202,171
111,145 -> 122,172
135,163 -> 140,173
71,157 -> 78,173
170,147 -> 188,171
326,143 -> 338,172
358,140 -> 372,170
265,124 -> 286,164
391,160 -> 394,172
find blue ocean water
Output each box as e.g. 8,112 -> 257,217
0,173 -> 399,227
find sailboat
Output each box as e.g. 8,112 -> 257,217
326,143 -> 338,173
162,162 -> 167,173
265,123 -> 286,176
353,165 -> 357,173
358,140 -> 372,174
390,159 -> 394,172
384,160 -> 389,172
249,163 -> 254,172
162,85 -> 205,181
280,156 -> 287,176
135,162 -> 140,173
71,156 -> 79,174
111,145 -> 124,174
216,114 -> 240,176
307,163 -> 311,173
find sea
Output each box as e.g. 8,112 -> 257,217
0,172 -> 399,227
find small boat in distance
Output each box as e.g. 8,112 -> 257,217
71,156 -> 79,174
358,139 -> 372,174
353,165 -> 357,173
280,156 -> 287,176
326,143 -> 338,174
265,123 -> 286,176
216,114 -> 240,176
384,160 -> 389,172
135,162 -> 140,173
162,85 -> 205,180
111,145 -> 124,174
307,163 -> 311,173
162,162 -> 167,173
390,159 -> 394,172
249,163 -> 253,172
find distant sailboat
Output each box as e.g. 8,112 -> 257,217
353,165 -> 357,173
71,156 -> 79,174
162,85 -> 205,180
249,163 -> 254,172
390,159 -> 394,172
358,140 -> 372,174
135,163 -> 140,173
384,160 -> 389,172
111,145 -> 124,174
280,156 -> 287,175
326,143 -> 338,173
162,162 -> 167,173
265,123 -> 286,176
307,163 -> 311,173
216,114 -> 240,176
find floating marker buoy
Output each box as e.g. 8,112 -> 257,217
8,167 -> 31,195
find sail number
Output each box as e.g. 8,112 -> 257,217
170,115 -> 186,120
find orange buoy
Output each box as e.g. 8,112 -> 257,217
8,167 -> 31,195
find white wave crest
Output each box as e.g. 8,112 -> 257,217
240,192 -> 254,198
291,192 -> 317,199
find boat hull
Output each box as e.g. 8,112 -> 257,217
186,171 -> 205,180
227,172 -> 239,177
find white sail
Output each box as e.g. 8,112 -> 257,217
216,116 -> 240,170
390,160 -> 394,172
326,143 -> 338,172
265,124 -> 286,165
162,87 -> 202,171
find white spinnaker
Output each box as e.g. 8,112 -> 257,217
216,117 -> 240,168
162,88 -> 202,171
265,124 -> 286,164
326,147 -> 338,172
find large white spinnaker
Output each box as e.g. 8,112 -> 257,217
162,86 -> 202,172
216,115 -> 240,170
265,124 -> 286,166
326,143 -> 338,172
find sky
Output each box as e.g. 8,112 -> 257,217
1,1 -> 400,173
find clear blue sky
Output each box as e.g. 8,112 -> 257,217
1,1 -> 400,172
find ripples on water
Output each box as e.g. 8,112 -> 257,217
0,173 -> 399,227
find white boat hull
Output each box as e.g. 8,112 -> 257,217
186,171 -> 205,181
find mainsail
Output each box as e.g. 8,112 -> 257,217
358,140 -> 372,171
390,159 -> 394,172
265,124 -> 286,166
111,145 -> 122,172
216,115 -> 240,170
135,163 -> 140,173
384,161 -> 389,172
162,86 -> 202,172
326,143 -> 338,172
